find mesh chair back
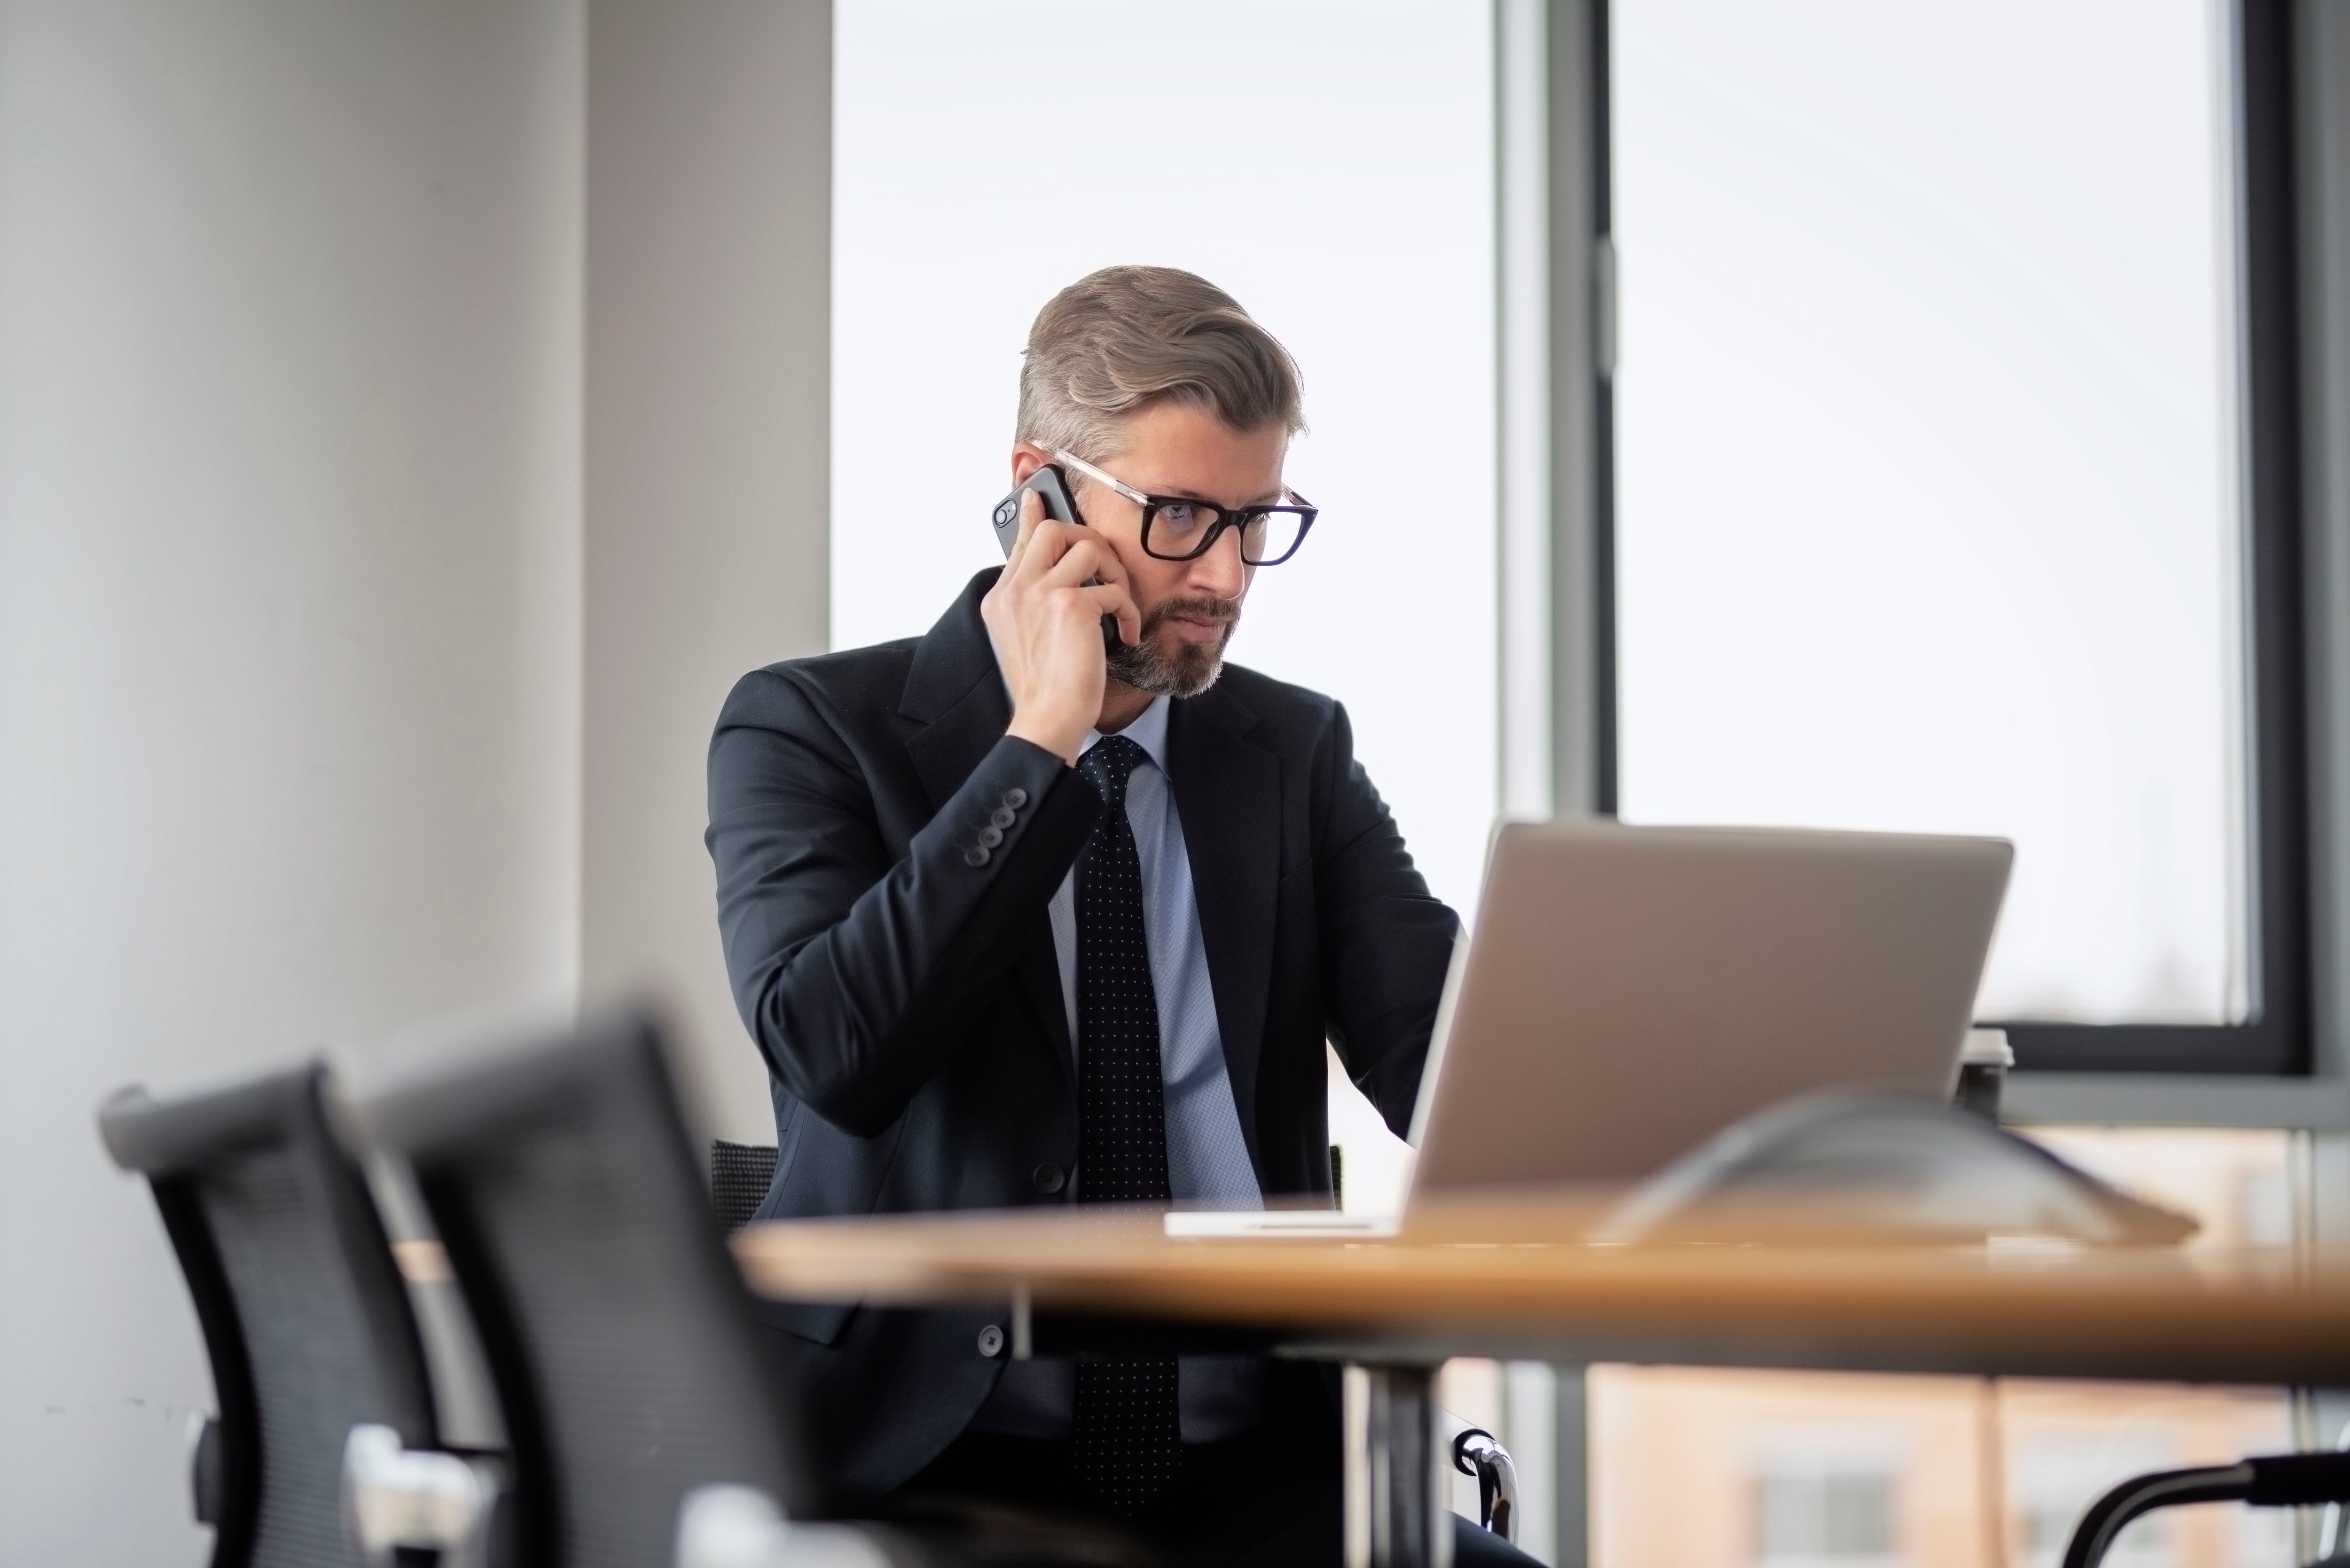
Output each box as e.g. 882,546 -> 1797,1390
710,1139 -> 780,1233
361,1007 -> 815,1568
99,1062 -> 437,1568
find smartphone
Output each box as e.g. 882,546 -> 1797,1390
990,465 -> 1080,558
990,463 -> 1121,648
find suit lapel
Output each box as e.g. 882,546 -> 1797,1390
899,571 -> 1073,1077
901,675 -> 1009,814
1166,686 -> 1280,1174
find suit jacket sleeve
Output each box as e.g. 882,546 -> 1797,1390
706,667 -> 1103,1137
1313,700 -> 1462,1138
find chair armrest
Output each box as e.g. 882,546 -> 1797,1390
1451,1428 -> 1519,1541
2064,1465 -> 2256,1568
2066,1452 -> 2350,1568
189,1414 -> 224,1526
343,1423 -> 506,1568
677,1485 -> 900,1568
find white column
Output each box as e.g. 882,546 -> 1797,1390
1496,0 -> 1555,823
582,0 -> 833,1143
0,2 -> 586,1561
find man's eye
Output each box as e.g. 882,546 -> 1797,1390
1157,502 -> 1204,532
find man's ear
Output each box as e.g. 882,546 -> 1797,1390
1010,443 -> 1051,485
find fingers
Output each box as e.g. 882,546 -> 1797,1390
1039,533 -> 1128,591
1003,486 -> 1044,573
1079,581 -> 1142,646
1006,499 -> 1127,590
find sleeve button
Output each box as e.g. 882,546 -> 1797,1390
977,1324 -> 1006,1358
1002,788 -> 1028,809
990,806 -> 1017,830
964,845 -> 991,867
1031,1162 -> 1065,1195
978,825 -> 1003,849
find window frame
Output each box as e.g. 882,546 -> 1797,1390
1559,0 -> 2339,1098
1993,0 -> 2313,1078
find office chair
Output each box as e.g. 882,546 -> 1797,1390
98,1061 -> 505,1568
711,1139 -> 780,1233
358,1006 -> 1154,1568
2059,1451 -> 2350,1568
1451,1429 -> 1518,1541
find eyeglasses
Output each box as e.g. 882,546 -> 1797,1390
1050,448 -> 1316,565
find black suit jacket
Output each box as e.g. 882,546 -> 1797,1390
705,569 -> 1458,1499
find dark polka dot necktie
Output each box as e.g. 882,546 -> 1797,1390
1069,734 -> 1182,1515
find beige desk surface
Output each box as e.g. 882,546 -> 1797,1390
732,1192 -> 2350,1387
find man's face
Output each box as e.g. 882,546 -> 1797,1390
1012,399 -> 1287,698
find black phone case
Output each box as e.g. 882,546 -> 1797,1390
990,465 -> 1079,557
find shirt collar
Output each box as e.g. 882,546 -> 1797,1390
1084,694 -> 1172,777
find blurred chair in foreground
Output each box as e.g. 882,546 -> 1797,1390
100,1061 -> 505,1568
359,1005 -> 1151,1568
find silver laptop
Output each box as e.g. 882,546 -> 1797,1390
1409,819 -> 2012,1192
1166,819 -> 2010,1236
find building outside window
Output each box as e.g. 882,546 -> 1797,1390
1752,1434 -> 1905,1568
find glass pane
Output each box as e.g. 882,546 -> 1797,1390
1590,1130 -> 2295,1568
831,0 -> 1496,918
1236,509 -> 1310,565
1593,1368 -> 2291,1568
1612,0 -> 2248,1024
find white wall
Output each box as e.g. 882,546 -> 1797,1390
0,3 -> 586,1559
583,0 -> 833,1144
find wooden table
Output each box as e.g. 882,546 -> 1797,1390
735,1193 -> 2350,1568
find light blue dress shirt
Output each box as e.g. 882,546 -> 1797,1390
970,694 -> 1266,1444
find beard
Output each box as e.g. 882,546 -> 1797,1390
1104,595 -> 1240,699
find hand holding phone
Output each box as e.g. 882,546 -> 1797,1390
980,472 -> 1140,765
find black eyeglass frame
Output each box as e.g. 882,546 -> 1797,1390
1050,448 -> 1317,565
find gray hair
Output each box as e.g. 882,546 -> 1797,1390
1016,265 -> 1305,462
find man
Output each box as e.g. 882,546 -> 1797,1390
708,266 -> 1531,1565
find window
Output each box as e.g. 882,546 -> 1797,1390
1591,1367 -> 2292,1568
1607,0 -> 2310,1071
830,0 -> 1499,919
1753,1439 -> 1903,1568
2013,1435 -> 2180,1568
1588,1130 -> 2296,1568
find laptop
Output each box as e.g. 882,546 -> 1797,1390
1165,819 -> 2012,1237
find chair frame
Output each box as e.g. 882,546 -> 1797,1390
357,1006 -> 824,1560
2064,1453 -> 2350,1568
100,1062 -> 440,1567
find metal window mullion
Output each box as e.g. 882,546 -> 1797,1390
1545,0 -> 1611,820
2297,0 -> 2350,1094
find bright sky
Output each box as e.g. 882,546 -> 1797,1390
831,0 -> 1498,921
1614,0 -> 2244,1024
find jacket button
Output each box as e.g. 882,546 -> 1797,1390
977,1324 -> 1006,1358
990,806 -> 1017,830
964,845 -> 990,867
1031,1162 -> 1065,1195
1002,788 -> 1028,809
978,825 -> 1003,849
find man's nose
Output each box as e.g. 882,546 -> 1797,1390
1189,526 -> 1248,598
